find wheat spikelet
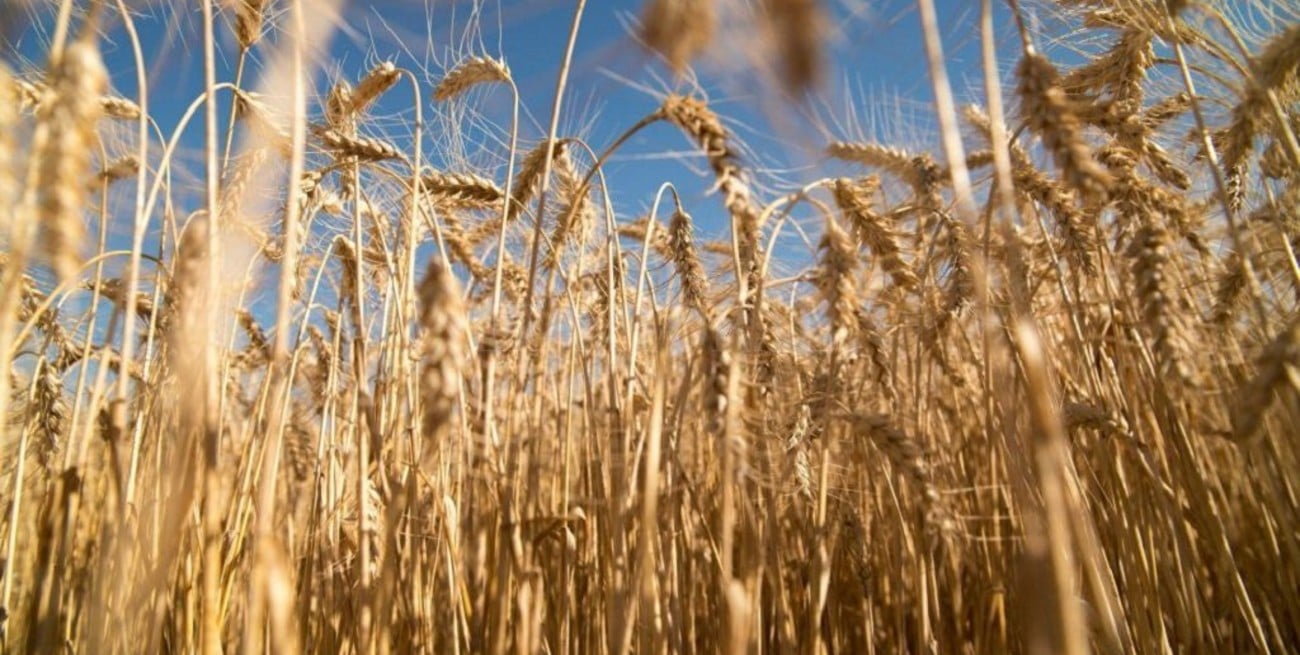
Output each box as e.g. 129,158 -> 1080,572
816,214 -> 859,343
618,216 -> 672,260
324,78 -> 354,131
165,219 -> 213,423
700,326 -> 731,434
420,170 -> 504,210
1143,92 -> 1191,129
965,105 -> 1099,272
761,0 -> 825,94
434,56 -> 511,102
854,308 -> 894,397
15,77 -> 42,111
89,277 -> 155,322
1218,23 -> 1300,200
1127,222 -> 1189,382
313,125 -> 403,162
545,148 -> 594,269
964,149 -> 995,169
1253,23 -> 1300,92
350,61 -> 400,115
100,95 -> 141,120
827,142 -> 927,189
660,94 -> 762,276
506,139 -> 564,224
936,209 -> 974,315
1063,401 -> 1131,440
847,412 -> 953,534
36,39 -> 107,284
95,155 -> 140,184
1210,252 -> 1247,327
235,90 -> 293,156
235,308 -> 269,366
1261,139 -> 1296,180
233,0 -> 267,50
667,206 -> 708,313
416,260 -> 469,440
219,147 -> 270,225
640,0 -> 715,75
428,207 -> 489,280
1230,319 -> 1300,444
334,237 -> 361,323
1062,29 -> 1153,108
1103,145 -> 1206,253
1017,52 -> 1112,201
1082,4 -> 1205,45
31,359 -> 65,467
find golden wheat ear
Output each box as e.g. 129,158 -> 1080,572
37,39 -> 107,285
640,0 -> 715,75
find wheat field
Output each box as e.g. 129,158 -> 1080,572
1,0 -> 1299,653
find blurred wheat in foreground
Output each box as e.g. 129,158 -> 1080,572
2,0 -> 1299,653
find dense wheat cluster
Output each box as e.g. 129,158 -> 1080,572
1,0 -> 1298,653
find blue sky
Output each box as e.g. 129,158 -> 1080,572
6,0 -> 1026,267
